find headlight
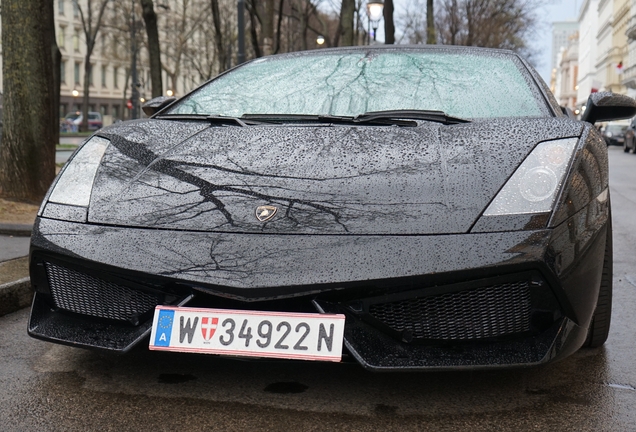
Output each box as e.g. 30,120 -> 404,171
606,132 -> 613,138
45,136 -> 110,208
483,138 -> 578,216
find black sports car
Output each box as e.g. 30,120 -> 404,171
28,46 -> 636,370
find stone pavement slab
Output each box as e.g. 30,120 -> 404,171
0,235 -> 30,262
0,257 -> 31,317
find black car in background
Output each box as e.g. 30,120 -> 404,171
27,46 -> 636,371
602,121 -> 629,146
622,118 -> 636,153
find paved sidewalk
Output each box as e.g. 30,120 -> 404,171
0,234 -> 31,261
0,230 -> 32,317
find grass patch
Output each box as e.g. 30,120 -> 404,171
56,144 -> 79,150
60,131 -> 93,137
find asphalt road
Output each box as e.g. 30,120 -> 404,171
1,146 -> 636,431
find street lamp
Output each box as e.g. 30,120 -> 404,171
316,35 -> 325,45
366,1 -> 384,43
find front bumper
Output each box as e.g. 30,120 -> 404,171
28,208 -> 607,370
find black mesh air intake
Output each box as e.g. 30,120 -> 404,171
44,262 -> 160,323
368,281 -> 532,340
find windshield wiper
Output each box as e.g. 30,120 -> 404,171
355,110 -> 471,125
241,113 -> 417,127
156,111 -> 470,127
155,113 -> 266,126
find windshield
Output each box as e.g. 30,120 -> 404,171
167,50 -> 549,119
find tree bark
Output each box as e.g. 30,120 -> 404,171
121,67 -> 131,120
49,4 -> 62,148
82,56 -> 93,130
247,2 -> 262,58
210,0 -> 227,74
384,0 -> 395,44
141,0 -> 163,98
261,0 -> 275,55
0,0 -> 56,202
273,0 -> 285,54
339,0 -> 355,46
427,0 -> 436,44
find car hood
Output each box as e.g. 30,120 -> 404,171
88,118 -> 582,235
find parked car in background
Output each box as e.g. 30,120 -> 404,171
601,120 -> 629,146
622,118 -> 636,153
63,111 -> 103,132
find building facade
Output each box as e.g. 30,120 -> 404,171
551,21 -> 579,72
577,0 -> 600,111
623,0 -> 636,96
556,35 -> 579,111
595,0 -> 630,95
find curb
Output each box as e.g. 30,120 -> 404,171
0,223 -> 33,237
0,277 -> 32,317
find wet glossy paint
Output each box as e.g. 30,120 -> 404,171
28,46 -> 613,369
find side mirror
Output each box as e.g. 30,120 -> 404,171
580,92 -> 636,124
142,96 -> 177,116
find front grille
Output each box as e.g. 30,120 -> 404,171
368,281 -> 532,340
45,262 -> 160,323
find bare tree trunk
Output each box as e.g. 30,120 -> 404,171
49,6 -> 62,148
77,0 -> 110,131
121,67 -> 131,120
384,0 -> 395,44
298,1 -> 308,50
0,0 -> 56,202
211,0 -> 227,74
141,0 -> 163,98
82,58 -> 92,130
260,0 -> 275,55
247,3 -> 262,58
427,0 -> 436,44
273,0 -> 285,54
339,0 -> 355,46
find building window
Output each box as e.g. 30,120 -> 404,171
58,27 -> 66,50
60,104 -> 67,117
89,104 -> 95,112
73,0 -> 79,18
60,60 -> 66,84
101,65 -> 107,88
113,105 -> 120,120
113,66 -> 119,88
59,0 -> 65,15
73,29 -> 80,51
100,105 -> 108,116
74,62 -> 81,85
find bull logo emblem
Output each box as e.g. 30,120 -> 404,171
255,205 -> 278,222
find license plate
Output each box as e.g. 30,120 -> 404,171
149,306 -> 346,362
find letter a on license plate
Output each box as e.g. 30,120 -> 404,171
149,306 -> 346,362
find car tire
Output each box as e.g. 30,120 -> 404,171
583,214 -> 613,348
624,140 -> 630,152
